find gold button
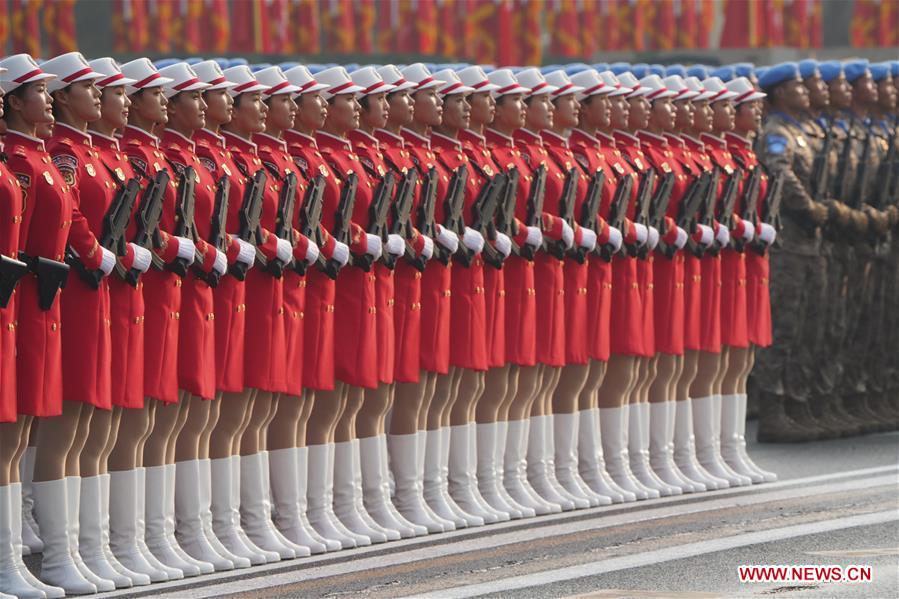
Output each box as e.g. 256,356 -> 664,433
206,313 -> 215,321
443,290 -> 452,297
51,322 -> 58,331
174,312 -> 180,320
631,283 -> 639,290
278,307 -> 284,315
299,280 -> 307,288
299,311 -> 304,319
175,279 -> 182,287
134,317 -> 141,324
7,323 -> 14,331
387,299 -> 395,307
414,271 -> 422,280
498,290 -> 506,297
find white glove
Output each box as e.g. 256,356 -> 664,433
607,225 -> 623,254
365,233 -> 383,259
462,227 -> 485,253
235,237 -> 256,266
740,220 -> 755,242
212,248 -> 227,276
561,220 -> 575,249
421,235 -> 434,260
715,224 -> 730,247
758,222 -> 777,246
633,223 -> 648,247
435,225 -> 459,254
275,237 -> 293,264
304,239 -> 320,265
129,243 -> 152,273
332,241 -> 350,266
674,226 -> 688,250
646,226 -> 660,251
385,233 -> 405,257
99,246 -> 116,276
697,224 -> 715,247
578,227 -> 597,251
175,236 -> 196,264
525,225 -> 543,248
494,232 -> 512,257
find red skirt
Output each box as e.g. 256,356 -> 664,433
610,255 -> 644,357
699,254 -> 722,353
450,256 -> 488,371
60,276 -> 112,410
653,252 -> 685,356
392,261 -> 422,383
534,254 -> 566,367
420,261 -> 452,374
638,256 -> 655,357
0,295 -> 17,422
214,275 -> 246,393
178,277 -> 216,400
16,277 -> 63,417
683,254 -> 703,352
141,269 -> 182,403
303,268 -> 336,391
483,263 -> 506,368
586,256 -> 612,362
375,264 -> 396,384
563,258 -> 589,365
334,266 -> 378,388
720,249 -> 749,349
503,256 -> 536,366
746,250 -> 773,348
244,267 -> 287,393
282,271 -> 307,396
108,277 -> 145,409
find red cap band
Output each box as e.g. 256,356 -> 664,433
296,79 -> 320,93
133,73 -> 161,88
646,87 -> 670,100
207,76 -> 227,86
265,80 -> 292,95
327,81 -> 355,95
361,80 -> 389,94
96,73 -> 125,87
63,67 -> 95,83
174,77 -> 201,91
439,82 -> 464,95
528,81 -> 549,94
552,82 -> 574,96
580,82 -> 607,96
233,79 -> 262,93
415,76 -> 435,88
13,68 -> 44,83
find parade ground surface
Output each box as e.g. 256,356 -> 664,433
45,425 -> 897,599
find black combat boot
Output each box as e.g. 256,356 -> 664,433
757,394 -> 820,443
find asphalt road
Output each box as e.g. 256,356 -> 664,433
79,424 -> 898,599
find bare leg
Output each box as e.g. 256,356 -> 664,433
507,365 -> 542,421
174,396 -> 212,462
198,399 -> 220,460
578,360 -> 608,411
0,417 -> 30,484
690,351 -> 720,399
597,355 -> 636,408
296,391 -> 315,447
143,399 -> 182,467
712,349 -> 729,397
108,403 -> 152,471
426,370 -> 456,430
450,369 -> 485,426
553,364 -> 590,415
268,394 -> 302,451
98,407 -> 123,475
677,350 -> 700,403
33,401 -> 83,482
65,404 -> 95,477
165,393 -> 191,464
496,365 -> 520,421
240,391 -> 275,456
357,383 -> 392,439
80,408 -> 113,477
209,391 -> 253,460
649,354 -> 678,404
334,386 -> 365,443
476,365 -> 511,423
740,348 -> 756,392
306,383 -> 346,446
391,376 -> 428,435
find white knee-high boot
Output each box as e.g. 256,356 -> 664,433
648,403 -> 694,493
553,413 -> 611,507
333,440 -> 390,543
476,422 -> 523,518
208,457 -> 271,565
672,399 -> 725,490
172,460 -> 232,572
269,447 -> 329,553
387,433 -> 447,533
577,408 -> 633,502
721,394 -> 777,483
693,396 -> 750,486
600,406 -> 656,500
359,436 -> 425,538
19,448 -> 42,555
108,470 -> 169,583
77,475 -> 133,588
0,483 -> 64,598
306,444 -> 359,548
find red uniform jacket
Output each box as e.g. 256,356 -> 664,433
0,156 -> 23,421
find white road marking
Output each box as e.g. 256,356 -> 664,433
408,511 -> 899,599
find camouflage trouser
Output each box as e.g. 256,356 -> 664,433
754,247 -> 828,401
889,241 -> 899,393
840,243 -> 877,397
814,241 -> 844,400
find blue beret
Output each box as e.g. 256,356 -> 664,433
481,65 -> 496,74
732,63 -> 755,79
843,60 -> 870,83
798,59 -> 820,79
870,63 -> 890,81
211,57 -> 230,69
249,63 -> 272,72
629,63 -> 649,78
566,64 -> 591,76
818,61 -> 843,83
228,58 -> 249,68
609,62 -> 631,75
666,64 -> 687,77
710,65 -> 736,82
592,63 -> 609,72
649,64 -> 666,77
278,62 -> 300,71
343,63 -> 360,72
153,58 -> 180,69
306,64 -> 325,74
184,57 -> 203,65
686,65 -> 709,79
758,62 -> 800,91
891,61 -> 899,78
755,66 -> 769,81
540,64 -> 563,74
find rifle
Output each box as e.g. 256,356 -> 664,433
198,175 -> 230,288
712,167 -> 743,254
810,126 -> 834,200
229,169 -> 267,281
736,166 -> 762,252
167,167 -> 198,278
125,169 -> 170,286
384,169 -> 417,270
408,167 -> 438,272
295,174 -> 325,275
457,173 -> 505,268
67,177 -> 141,289
834,122 -> 858,205
265,171 -> 299,278
354,171 -> 396,272
751,171 -> 785,254
851,132 -> 873,209
600,172 -> 634,261
644,171 -> 675,259
0,254 -> 28,308
626,168 -> 656,258
573,169 -> 605,264
665,171 -> 709,259
546,168 -> 579,260
435,165 -> 469,266
875,133 -> 896,209
321,173 -> 358,279
519,164 -> 547,260
19,253 -> 69,311
485,167 -> 520,269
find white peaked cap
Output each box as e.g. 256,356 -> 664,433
255,66 -> 302,96
662,75 -> 699,101
515,68 -> 559,96
570,69 -> 613,100
222,65 -> 270,97
639,75 -> 677,100
376,64 -> 418,92
192,60 -> 239,90
350,66 -> 395,96
158,62 -> 211,98
316,66 -> 364,99
545,70 -> 585,96
0,54 -> 55,94
432,69 -> 475,95
121,58 -> 174,95
284,65 -> 329,95
683,76 -> 717,101
88,57 -> 136,88
486,68 -> 530,97
701,77 -> 739,102
726,76 -> 767,104
597,71 -> 632,97
399,63 -> 444,91
616,72 -> 652,98
41,52 -> 103,93
457,65 -> 500,93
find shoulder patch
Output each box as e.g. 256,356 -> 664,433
574,153 -> 589,171
15,173 -> 31,189
129,156 -> 148,176
262,161 -> 281,177
168,160 -> 187,177
52,154 -> 78,186
198,156 -> 217,175
765,134 -> 788,156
